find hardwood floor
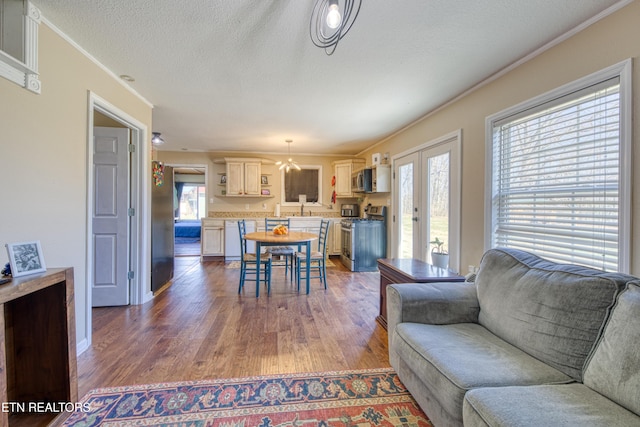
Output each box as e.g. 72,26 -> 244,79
174,240 -> 201,256
77,256 -> 390,397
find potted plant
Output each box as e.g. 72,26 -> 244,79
429,237 -> 449,269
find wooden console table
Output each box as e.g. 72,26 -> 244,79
0,268 -> 77,427
377,258 -> 465,329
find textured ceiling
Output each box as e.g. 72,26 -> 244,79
33,0 -> 623,156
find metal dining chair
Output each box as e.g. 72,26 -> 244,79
295,219 -> 330,292
265,217 -> 295,281
238,219 -> 272,296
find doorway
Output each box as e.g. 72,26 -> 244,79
392,130 -> 461,272
171,165 -> 208,257
84,93 -> 150,350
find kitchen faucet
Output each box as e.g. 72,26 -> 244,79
300,203 -> 304,216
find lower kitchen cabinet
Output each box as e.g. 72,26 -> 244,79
287,217 -> 341,255
201,219 -> 224,258
288,217 -> 323,232
205,217 -> 341,260
328,220 -> 342,256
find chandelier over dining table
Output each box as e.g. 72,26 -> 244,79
276,139 -> 301,172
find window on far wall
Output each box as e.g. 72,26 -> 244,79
485,60 -> 631,272
178,184 -> 206,219
281,166 -> 322,205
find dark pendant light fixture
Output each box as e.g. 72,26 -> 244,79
276,139 -> 301,173
310,0 -> 362,55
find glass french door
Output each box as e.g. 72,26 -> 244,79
396,153 -> 420,259
423,147 -> 451,259
393,132 -> 460,271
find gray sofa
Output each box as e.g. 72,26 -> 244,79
387,248 -> 640,426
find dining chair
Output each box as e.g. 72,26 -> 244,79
238,219 -> 272,296
295,219 -> 330,291
264,218 -> 295,281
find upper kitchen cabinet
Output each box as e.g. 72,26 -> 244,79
217,158 -> 272,197
371,164 -> 391,193
333,159 -> 365,198
227,159 -> 261,196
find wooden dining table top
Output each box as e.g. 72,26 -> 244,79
243,231 -> 318,244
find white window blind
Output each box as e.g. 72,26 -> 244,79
490,76 -> 621,271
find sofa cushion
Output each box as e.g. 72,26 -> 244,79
463,384 -> 640,427
583,281 -> 640,417
476,248 -> 633,380
393,322 -> 572,420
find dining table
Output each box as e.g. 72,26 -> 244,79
243,230 -> 319,296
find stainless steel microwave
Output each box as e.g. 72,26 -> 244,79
351,168 -> 372,193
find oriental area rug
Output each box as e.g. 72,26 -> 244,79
62,368 -> 431,426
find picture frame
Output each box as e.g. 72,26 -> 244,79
261,175 -> 268,185
261,189 -> 271,195
6,241 -> 46,277
220,174 -> 227,184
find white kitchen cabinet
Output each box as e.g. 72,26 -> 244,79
333,159 -> 365,198
201,219 -> 224,258
226,159 -> 262,196
244,162 -> 261,195
224,220 -> 255,260
225,161 -> 243,195
371,164 -> 391,193
328,219 -> 342,256
288,217 -> 323,253
289,217 -> 323,233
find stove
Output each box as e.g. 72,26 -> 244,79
340,206 -> 387,272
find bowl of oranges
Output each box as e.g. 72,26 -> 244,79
272,224 -> 289,235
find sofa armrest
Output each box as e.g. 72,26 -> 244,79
387,282 -> 480,346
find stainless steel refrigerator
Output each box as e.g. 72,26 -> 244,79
151,163 -> 174,292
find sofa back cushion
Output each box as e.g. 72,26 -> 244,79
476,248 -> 633,381
583,281 -> 640,416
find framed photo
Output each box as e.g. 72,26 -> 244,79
220,175 -> 227,184
261,175 -> 268,185
261,189 -> 271,195
6,241 -> 46,277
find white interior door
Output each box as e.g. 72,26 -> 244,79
92,126 -> 130,306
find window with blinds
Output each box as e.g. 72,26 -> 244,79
487,65 -> 630,272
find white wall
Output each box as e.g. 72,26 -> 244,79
0,23 -> 153,348
361,1 -> 640,275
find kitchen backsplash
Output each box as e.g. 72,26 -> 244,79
207,211 -> 345,219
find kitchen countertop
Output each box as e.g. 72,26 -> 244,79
202,216 -> 353,226
206,211 -> 345,219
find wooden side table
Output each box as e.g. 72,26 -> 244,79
0,268 -> 77,426
377,258 -> 465,329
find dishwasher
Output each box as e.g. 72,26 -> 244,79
225,220 -> 255,261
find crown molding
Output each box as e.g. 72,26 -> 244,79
41,16 -> 153,109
